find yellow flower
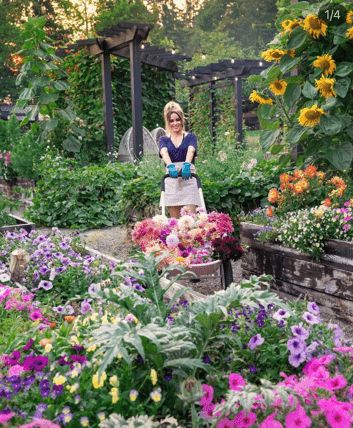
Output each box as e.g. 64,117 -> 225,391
70,335 -> 79,346
315,76 -> 336,98
346,27 -> 353,39
97,413 -> 105,422
261,48 -> 287,63
87,344 -> 97,353
269,79 -> 287,96
313,54 -> 336,76
109,375 -> 119,387
130,389 -> 139,401
346,10 -> 353,24
298,105 -> 325,127
249,90 -> 273,105
110,387 -> 119,404
150,388 -> 162,402
92,371 -> 107,389
44,343 -> 52,353
150,369 -> 158,386
53,374 -> 67,386
63,414 -> 72,423
303,14 -> 327,38
80,416 -> 89,427
281,18 -> 301,33
68,383 -> 79,393
286,49 -> 296,58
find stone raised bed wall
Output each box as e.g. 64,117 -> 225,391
240,222 -> 353,326
0,214 -> 35,233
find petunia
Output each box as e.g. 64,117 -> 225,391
285,404 -> 312,427
248,334 -> 264,350
228,373 -> 246,391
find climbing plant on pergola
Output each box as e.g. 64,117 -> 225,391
72,22 -> 190,159
179,59 -> 270,145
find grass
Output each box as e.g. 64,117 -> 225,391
0,308 -> 32,354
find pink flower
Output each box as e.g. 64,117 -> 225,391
0,410 -> 15,424
233,410 -> 257,428
19,419 -> 61,428
324,408 -> 351,428
216,418 -> 235,428
200,384 -> 214,406
333,346 -> 353,354
29,309 -> 43,321
228,373 -> 246,391
200,403 -> 215,419
259,413 -> 283,428
285,405 -> 312,428
8,364 -> 24,376
327,374 -> 347,391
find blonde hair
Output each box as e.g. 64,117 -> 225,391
163,101 -> 185,135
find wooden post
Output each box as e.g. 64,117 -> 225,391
234,78 -> 243,145
101,50 -> 114,158
9,249 -> 30,284
188,87 -> 194,131
210,81 -> 217,149
129,38 -> 144,160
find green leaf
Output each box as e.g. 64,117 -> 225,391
259,129 -> 280,150
19,88 -> 34,100
53,81 -> 69,91
164,358 -> 207,370
262,65 -> 282,81
322,96 -> 337,110
43,118 -> 58,132
287,27 -> 307,49
335,62 -> 353,77
302,81 -> 318,99
270,144 -> 284,154
285,125 -> 308,145
333,25 -> 350,45
283,83 -> 301,108
325,141 -> 353,170
335,77 -> 351,98
58,107 -> 76,121
63,136 -> 81,153
279,55 -> 301,74
319,115 -> 342,136
39,93 -> 59,104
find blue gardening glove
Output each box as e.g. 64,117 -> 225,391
167,163 -> 178,178
181,162 -> 191,180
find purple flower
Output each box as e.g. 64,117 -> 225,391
70,354 -> 87,364
52,384 -> 64,397
53,305 -> 64,314
64,305 -> 74,315
55,266 -> 66,274
33,271 -> 40,281
302,311 -> 320,325
34,403 -> 48,419
39,266 -> 50,276
273,308 -> 290,321
80,300 -> 91,315
289,352 -> 306,368
249,364 -> 257,373
61,257 -> 70,265
306,341 -> 319,359
38,280 -> 53,291
22,339 -> 34,351
307,302 -> 320,315
23,355 -> 48,372
22,375 -> 36,389
203,354 -> 212,364
59,241 -> 70,250
230,323 -> 239,333
287,337 -> 306,354
4,350 -> 21,366
39,379 -> 51,397
291,324 -> 309,340
248,334 -> 264,350
343,224 -> 351,232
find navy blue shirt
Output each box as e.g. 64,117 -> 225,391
159,133 -> 197,163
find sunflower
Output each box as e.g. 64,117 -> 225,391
303,14 -> 327,39
312,54 -> 336,76
281,18 -> 302,33
286,49 -> 296,58
298,105 -> 325,127
261,48 -> 287,63
346,11 -> 353,25
346,27 -> 353,39
315,76 -> 336,98
269,79 -> 288,96
249,90 -> 273,105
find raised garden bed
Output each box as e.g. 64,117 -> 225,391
0,214 -> 35,233
240,221 -> 353,326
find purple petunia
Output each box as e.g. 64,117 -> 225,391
307,301 -> 320,315
289,352 -> 306,368
287,337 -> 307,354
22,355 -> 49,372
291,324 -> 309,340
80,300 -> 91,315
39,379 -> 51,397
38,280 -> 53,291
248,334 -> 264,350
302,311 -> 320,325
273,308 -> 290,321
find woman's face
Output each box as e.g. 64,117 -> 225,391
169,112 -> 182,133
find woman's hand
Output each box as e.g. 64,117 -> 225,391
167,163 -> 178,178
181,162 -> 191,180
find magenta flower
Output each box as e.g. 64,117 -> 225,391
228,373 -> 246,391
0,410 -> 15,424
19,419 -> 61,428
29,309 -> 43,321
285,404 -> 312,428
327,374 -> 347,391
233,410 -> 257,428
216,418 -> 235,428
324,408 -> 350,428
8,364 -> 25,376
259,413 -> 283,428
200,384 -> 214,407
23,355 -> 49,372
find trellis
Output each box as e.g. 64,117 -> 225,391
178,59 -> 270,145
72,22 -> 190,159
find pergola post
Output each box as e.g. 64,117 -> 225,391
210,81 -> 217,148
101,50 -> 114,156
188,87 -> 194,131
129,38 -> 143,160
234,77 -> 243,145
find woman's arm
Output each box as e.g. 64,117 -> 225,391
160,147 -> 172,165
185,146 -> 196,163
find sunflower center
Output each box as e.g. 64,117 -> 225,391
274,82 -> 283,89
319,60 -> 330,70
309,17 -> 321,29
306,110 -> 320,120
273,51 -> 282,59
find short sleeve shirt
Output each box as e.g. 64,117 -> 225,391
159,133 -> 197,163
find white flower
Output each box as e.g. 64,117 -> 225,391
152,215 -> 168,226
0,273 -> 10,282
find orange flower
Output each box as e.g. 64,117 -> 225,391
329,176 -> 346,188
322,198 -> 332,207
317,171 -> 325,181
49,322 -> 57,329
39,338 -> 52,347
304,165 -> 317,178
293,169 -> 304,179
64,316 -> 76,323
268,188 -> 280,203
279,173 -> 292,184
296,178 -> 310,192
266,206 -> 274,217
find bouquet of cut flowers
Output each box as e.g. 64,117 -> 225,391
131,208 -> 237,268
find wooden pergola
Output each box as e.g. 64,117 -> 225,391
178,59 -> 270,144
73,22 -> 190,159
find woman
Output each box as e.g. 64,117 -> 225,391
159,101 -> 202,218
